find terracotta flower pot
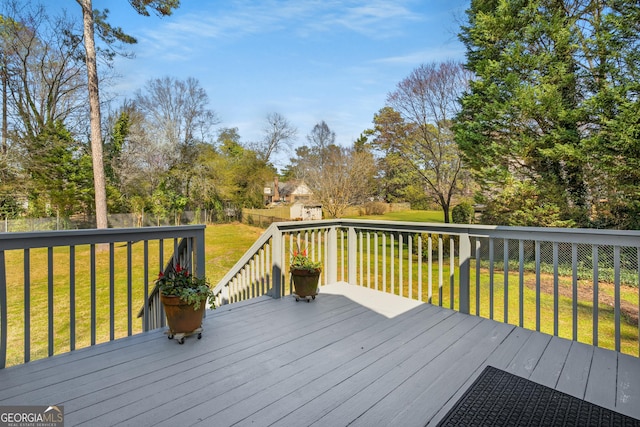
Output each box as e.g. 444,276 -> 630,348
291,268 -> 320,297
161,294 -> 206,333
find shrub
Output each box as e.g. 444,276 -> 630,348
452,202 -> 474,224
363,201 -> 387,215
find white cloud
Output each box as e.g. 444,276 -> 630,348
373,47 -> 466,66
139,0 -> 422,49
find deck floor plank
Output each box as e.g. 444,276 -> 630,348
529,335 -> 573,388
586,346 -> 619,411
556,340 -> 594,399
0,283 -> 638,426
615,352 -> 640,415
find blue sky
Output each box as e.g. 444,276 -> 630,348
61,0 -> 468,170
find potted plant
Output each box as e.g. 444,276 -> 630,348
290,247 -> 322,301
156,264 -> 214,342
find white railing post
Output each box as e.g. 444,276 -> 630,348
459,232 -> 471,314
327,226 -> 338,285
271,227 -> 283,298
348,225 -> 357,285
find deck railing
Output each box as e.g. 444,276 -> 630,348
213,219 -> 640,357
0,225 -> 205,369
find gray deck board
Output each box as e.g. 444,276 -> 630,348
529,335 -> 572,388
0,282 -> 639,426
556,340 -> 594,398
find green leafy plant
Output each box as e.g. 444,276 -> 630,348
156,264 -> 214,310
290,247 -> 322,272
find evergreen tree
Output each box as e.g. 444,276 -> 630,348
456,0 -> 640,228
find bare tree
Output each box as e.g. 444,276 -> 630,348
134,76 -> 219,163
130,76 -> 219,212
305,144 -> 377,218
385,60 -> 471,223
293,121 -> 376,218
255,112 -> 297,162
307,120 -> 335,152
1,2 -> 87,142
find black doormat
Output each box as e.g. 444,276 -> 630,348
436,365 -> 640,426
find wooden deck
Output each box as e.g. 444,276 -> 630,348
1,282 -> 639,426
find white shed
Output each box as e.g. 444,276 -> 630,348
290,203 -> 322,221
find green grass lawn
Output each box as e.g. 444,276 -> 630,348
347,209 -> 446,222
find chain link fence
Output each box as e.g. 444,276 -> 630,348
0,210 -> 235,232
474,238 -> 639,287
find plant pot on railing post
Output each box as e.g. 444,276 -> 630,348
291,268 -> 321,300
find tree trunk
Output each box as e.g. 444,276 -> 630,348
1,58 -> 6,155
79,0 -> 108,229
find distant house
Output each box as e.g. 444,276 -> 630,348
265,177 -> 314,205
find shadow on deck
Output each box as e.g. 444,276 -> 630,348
1,283 -> 639,426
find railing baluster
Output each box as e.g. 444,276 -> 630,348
572,243 -> 578,341
418,234 -> 422,301
391,233 -> 395,295
110,243 -> 115,341
476,237 -> 481,316
408,234 -> 412,300
399,233 -> 404,297
340,229 -> 345,281
428,234 -> 433,304
553,242 -> 559,336
0,251 -> 6,369
438,235 -> 443,306
503,239 -> 509,324
91,244 -> 96,345
593,245 -> 599,347
261,247 -> 266,295
367,232 -> 371,289
374,232 -> 379,291
23,248 -> 30,363
382,233 -> 387,292
143,241 -> 149,332
518,240 -> 524,328
48,247 -> 54,357
449,236 -> 454,309
535,240 -> 541,332
489,238 -> 494,319
70,246 -> 76,351
358,230 -> 363,286
127,242 -> 133,336
614,245 -> 621,352
266,241 -> 271,291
